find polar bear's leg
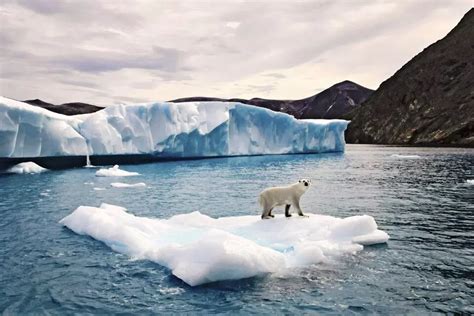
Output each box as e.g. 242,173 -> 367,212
294,200 -> 305,216
261,202 -> 274,219
285,204 -> 292,217
261,209 -> 273,219
268,208 -> 275,218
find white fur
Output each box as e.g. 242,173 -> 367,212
259,179 -> 311,219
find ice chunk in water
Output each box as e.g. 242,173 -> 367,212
7,162 -> 47,174
95,165 -> 140,177
60,204 -> 390,286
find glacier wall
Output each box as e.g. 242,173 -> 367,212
0,96 -> 349,159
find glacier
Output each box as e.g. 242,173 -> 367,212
0,96 -> 348,164
60,203 -> 390,286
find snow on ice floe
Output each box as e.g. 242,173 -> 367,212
95,165 -> 140,177
60,204 -> 389,286
390,154 -> 421,159
7,162 -> 48,174
466,180 -> 474,185
0,96 -> 348,159
110,182 -> 146,188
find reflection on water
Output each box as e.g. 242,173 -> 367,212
0,145 -> 473,314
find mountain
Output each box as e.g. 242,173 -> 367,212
24,99 -> 104,115
346,9 -> 474,146
20,80 -> 372,119
170,80 -> 373,119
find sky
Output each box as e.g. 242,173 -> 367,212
0,0 -> 472,106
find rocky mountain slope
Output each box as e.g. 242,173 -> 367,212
346,9 -> 474,146
170,80 -> 373,119
24,99 -> 104,115
21,80 -> 372,120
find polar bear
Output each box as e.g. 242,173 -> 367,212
259,179 -> 311,219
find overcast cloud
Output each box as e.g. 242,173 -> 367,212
0,0 -> 471,105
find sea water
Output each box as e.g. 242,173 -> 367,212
0,145 -> 473,314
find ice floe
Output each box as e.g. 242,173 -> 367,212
60,203 -> 390,286
95,165 -> 140,177
7,162 -> 48,174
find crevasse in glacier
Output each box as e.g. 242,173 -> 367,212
0,96 -> 349,158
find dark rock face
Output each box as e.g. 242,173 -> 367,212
24,99 -> 104,115
346,9 -> 474,147
299,81 -> 374,119
170,80 -> 373,119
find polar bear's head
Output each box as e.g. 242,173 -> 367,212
298,179 -> 311,188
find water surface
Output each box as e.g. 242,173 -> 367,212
1,145 -> 473,314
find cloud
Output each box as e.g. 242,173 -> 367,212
225,21 -> 241,29
54,46 -> 187,74
0,0 -> 472,105
15,0 -> 67,15
246,84 -> 275,94
264,73 -> 286,79
59,79 -> 100,89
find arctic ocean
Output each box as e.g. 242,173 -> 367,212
1,145 -> 472,314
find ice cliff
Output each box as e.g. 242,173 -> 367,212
0,96 -> 348,159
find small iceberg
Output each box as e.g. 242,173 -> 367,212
7,162 -> 48,174
390,154 -> 421,159
60,204 -> 390,286
110,182 -> 147,188
467,180 -> 474,185
95,165 -> 140,177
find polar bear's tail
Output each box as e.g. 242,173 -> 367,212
258,194 -> 264,207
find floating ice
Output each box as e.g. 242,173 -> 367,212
60,204 -> 389,286
466,180 -> 474,185
7,162 -> 48,174
0,96 -> 348,159
390,154 -> 421,159
110,182 -> 146,188
93,187 -> 106,191
95,165 -> 140,177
